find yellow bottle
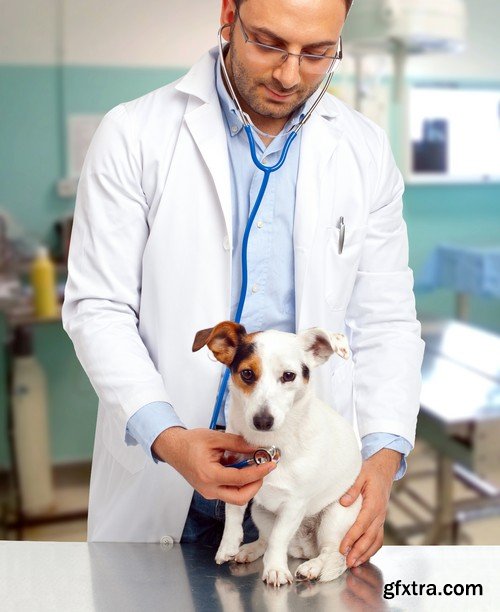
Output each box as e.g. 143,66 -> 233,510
30,245 -> 58,318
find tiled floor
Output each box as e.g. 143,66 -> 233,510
3,440 -> 500,545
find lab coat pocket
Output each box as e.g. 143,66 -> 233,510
331,359 -> 354,422
325,225 -> 368,311
102,408 -> 147,475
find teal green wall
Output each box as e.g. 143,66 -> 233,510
0,66 -> 66,245
1,65 -> 499,466
0,65 -> 186,467
0,65 -> 187,244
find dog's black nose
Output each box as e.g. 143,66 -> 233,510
253,410 -> 274,431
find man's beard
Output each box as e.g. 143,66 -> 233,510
229,45 -> 323,121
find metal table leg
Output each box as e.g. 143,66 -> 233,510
423,455 -> 454,544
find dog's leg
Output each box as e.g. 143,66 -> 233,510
295,495 -> 362,582
215,502 -> 247,564
261,503 -> 306,586
234,502 -> 272,563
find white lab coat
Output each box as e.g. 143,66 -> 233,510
62,48 -> 424,543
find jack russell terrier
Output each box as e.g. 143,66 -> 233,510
193,321 -> 362,586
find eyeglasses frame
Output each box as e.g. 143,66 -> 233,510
236,11 -> 343,75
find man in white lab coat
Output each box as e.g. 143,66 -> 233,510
62,0 -> 424,570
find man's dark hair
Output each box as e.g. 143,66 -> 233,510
234,0 -> 353,15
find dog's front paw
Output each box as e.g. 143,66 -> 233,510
296,552 -> 347,582
234,539 -> 266,563
295,557 -> 324,581
262,566 -> 293,587
215,541 -> 241,565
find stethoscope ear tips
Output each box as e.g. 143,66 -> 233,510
219,23 -> 232,39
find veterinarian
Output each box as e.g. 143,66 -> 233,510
62,0 -> 425,570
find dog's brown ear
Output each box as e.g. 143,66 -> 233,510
299,328 -> 349,368
192,321 -> 247,366
192,328 -> 213,352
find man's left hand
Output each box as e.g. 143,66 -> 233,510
339,448 -> 401,569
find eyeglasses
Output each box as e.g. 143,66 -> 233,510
236,13 -> 342,76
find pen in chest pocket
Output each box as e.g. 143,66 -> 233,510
338,216 -> 345,254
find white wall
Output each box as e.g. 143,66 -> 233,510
63,0 -> 221,67
0,0 -> 221,66
1,0 -> 499,80
0,0 -> 58,64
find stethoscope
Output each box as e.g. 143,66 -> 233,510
225,446 -> 281,469
210,24 -> 342,456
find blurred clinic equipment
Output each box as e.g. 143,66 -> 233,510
0,210 -> 81,539
417,244 -> 500,321
11,326 -> 55,517
386,320 -> 500,545
30,246 -> 58,319
343,0 -> 467,165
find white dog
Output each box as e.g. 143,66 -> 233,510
193,321 -> 362,586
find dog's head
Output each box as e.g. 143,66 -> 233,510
192,321 -> 349,433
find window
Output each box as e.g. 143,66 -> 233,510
408,85 -> 500,183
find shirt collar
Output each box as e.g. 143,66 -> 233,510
215,49 -> 314,140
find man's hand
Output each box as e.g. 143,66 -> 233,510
152,427 -> 276,506
339,448 -> 401,568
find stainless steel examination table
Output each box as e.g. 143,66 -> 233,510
1,541 -> 500,611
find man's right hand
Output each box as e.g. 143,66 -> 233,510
152,427 -> 276,506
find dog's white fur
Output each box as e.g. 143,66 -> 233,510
211,326 -> 362,586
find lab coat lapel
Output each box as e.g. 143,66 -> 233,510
294,102 -> 343,329
176,50 -> 232,240
183,104 -> 232,239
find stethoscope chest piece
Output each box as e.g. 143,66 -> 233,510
253,446 -> 281,465
226,445 -> 281,469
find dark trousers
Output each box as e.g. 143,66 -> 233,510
180,490 -> 259,546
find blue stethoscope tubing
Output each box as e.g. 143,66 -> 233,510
209,126 -> 297,429
209,26 -> 338,430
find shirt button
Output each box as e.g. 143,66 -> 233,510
252,284 -> 259,294
257,220 -> 264,228
231,125 -> 238,134
223,236 -> 231,251
160,535 -> 174,549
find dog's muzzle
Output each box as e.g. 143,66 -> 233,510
253,409 -> 274,431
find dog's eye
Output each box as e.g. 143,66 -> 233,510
240,369 -> 255,382
281,371 -> 296,383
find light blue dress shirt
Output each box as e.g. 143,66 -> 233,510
126,55 -> 412,480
